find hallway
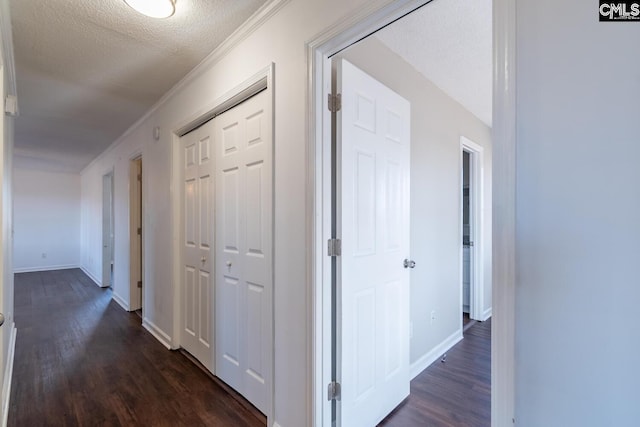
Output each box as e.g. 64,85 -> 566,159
9,269 -> 265,426
9,268 -> 489,426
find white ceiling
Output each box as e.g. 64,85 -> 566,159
10,0 -> 268,173
376,0 -> 492,127
10,0 -> 491,174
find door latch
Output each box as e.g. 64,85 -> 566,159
403,259 -> 416,269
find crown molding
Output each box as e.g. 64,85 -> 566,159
81,0 -> 291,175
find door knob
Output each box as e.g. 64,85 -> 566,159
403,259 -> 416,269
0,313 -> 4,327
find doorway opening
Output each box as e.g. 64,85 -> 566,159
129,156 -> 143,316
309,0 -> 511,425
102,171 -> 114,289
461,136 -> 487,325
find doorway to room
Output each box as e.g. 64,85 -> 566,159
461,136 -> 486,326
129,156 -> 143,316
312,1 -> 495,425
102,171 -> 114,289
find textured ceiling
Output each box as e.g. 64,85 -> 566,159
376,0 -> 492,126
11,0 -> 491,173
11,0 -> 268,172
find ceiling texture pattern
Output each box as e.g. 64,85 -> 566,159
10,0 -> 491,173
10,0 -> 268,172
377,0 -> 492,127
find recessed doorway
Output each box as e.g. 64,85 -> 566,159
309,1 -> 501,425
129,156 -> 143,315
102,171 -> 114,289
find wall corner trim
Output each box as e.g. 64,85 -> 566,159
80,266 -> 102,287
111,292 -> 130,312
1,324 -> 17,427
142,318 -> 172,350
410,330 -> 463,380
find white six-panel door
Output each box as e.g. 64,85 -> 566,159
337,59 -> 411,427
181,122 -> 215,369
215,89 -> 272,414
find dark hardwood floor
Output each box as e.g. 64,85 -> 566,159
10,269 -> 265,427
379,318 -> 491,427
10,268 -> 489,426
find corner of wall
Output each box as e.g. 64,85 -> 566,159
410,329 -> 463,380
80,266 -> 102,287
142,318 -> 172,350
111,291 -> 130,312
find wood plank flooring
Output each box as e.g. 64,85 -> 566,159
9,269 -> 265,427
379,318 -> 491,426
10,268 -> 489,426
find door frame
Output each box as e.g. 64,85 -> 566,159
307,0 -> 516,425
129,154 -> 143,312
170,63 -> 276,424
102,170 -> 114,288
460,136 -> 485,321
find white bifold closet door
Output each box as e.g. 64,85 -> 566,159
181,121 -> 215,369
215,89 -> 272,415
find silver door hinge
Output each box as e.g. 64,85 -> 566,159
327,238 -> 341,257
328,93 -> 342,112
327,381 -> 341,401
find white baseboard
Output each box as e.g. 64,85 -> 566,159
2,323 -> 17,427
111,292 -> 130,312
80,266 -> 103,287
142,318 -> 172,350
273,423 -> 282,427
13,264 -> 79,274
410,329 -> 463,380
482,307 -> 492,321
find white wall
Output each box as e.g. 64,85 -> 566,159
342,36 -> 492,370
80,2 -> 408,425
13,168 -> 80,272
516,0 -> 640,425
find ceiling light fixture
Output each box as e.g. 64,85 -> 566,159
124,0 -> 176,19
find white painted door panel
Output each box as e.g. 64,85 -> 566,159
216,89 -> 272,414
337,59 -> 411,427
181,123 -> 214,369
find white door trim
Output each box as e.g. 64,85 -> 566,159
461,136 -> 485,321
170,64 -> 275,425
307,1 -> 516,426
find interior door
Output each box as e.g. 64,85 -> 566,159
336,58 -> 411,427
130,158 -> 143,311
215,89 -> 272,414
102,172 -> 113,288
181,122 -> 215,369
